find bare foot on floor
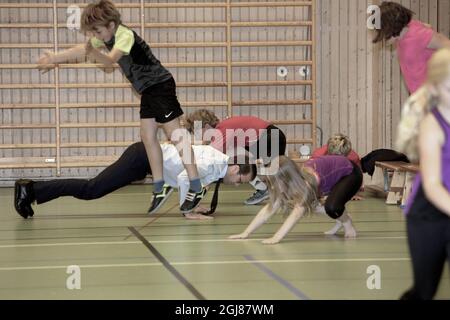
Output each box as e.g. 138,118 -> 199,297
324,221 -> 343,235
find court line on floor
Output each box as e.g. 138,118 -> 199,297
128,226 -> 206,300
122,204 -> 178,241
0,236 -> 407,249
0,257 -> 411,272
244,254 -> 310,300
2,218 -> 406,230
3,231 -> 405,242
0,220 -> 407,233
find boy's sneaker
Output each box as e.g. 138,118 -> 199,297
180,187 -> 208,214
244,189 -> 269,205
148,185 -> 174,214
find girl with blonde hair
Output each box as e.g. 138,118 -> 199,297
229,155 -> 362,244
396,48 -> 450,300
312,134 -> 361,165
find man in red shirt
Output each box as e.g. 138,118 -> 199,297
185,110 -> 287,205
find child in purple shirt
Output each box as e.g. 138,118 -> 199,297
304,156 -> 354,195
228,155 -> 363,244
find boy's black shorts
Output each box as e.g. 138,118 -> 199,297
140,77 -> 184,123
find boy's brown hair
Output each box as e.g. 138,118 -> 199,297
81,0 -> 122,32
373,2 -> 414,43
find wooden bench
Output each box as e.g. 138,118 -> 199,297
366,161 -> 411,205
399,163 -> 420,207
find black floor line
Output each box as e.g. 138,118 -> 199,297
123,204 -> 178,241
128,226 -> 206,300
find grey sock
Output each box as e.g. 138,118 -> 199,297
190,178 -> 202,193
153,180 -> 165,193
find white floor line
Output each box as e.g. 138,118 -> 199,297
0,235 -> 406,249
0,239 -> 266,249
0,257 -> 411,272
0,241 -> 141,248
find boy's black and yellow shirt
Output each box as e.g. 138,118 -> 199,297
91,25 -> 173,94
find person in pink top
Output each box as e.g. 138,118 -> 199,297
311,133 -> 361,167
372,2 -> 450,94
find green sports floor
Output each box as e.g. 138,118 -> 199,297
0,184 -> 449,300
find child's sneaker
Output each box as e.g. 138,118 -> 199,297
148,185 -> 174,214
180,187 -> 207,214
244,189 -> 269,205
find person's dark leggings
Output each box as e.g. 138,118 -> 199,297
401,186 -> 450,300
34,142 -> 151,204
360,149 -> 410,176
325,162 -> 363,219
246,124 -> 287,163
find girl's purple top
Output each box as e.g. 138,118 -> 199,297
304,155 -> 354,196
405,108 -> 450,214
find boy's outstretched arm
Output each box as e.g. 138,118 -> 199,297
86,39 -> 124,67
262,205 -> 305,245
37,43 -> 87,73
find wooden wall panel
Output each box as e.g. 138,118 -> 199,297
316,0 -> 376,154
0,0 -> 315,184
3,0 -> 448,185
